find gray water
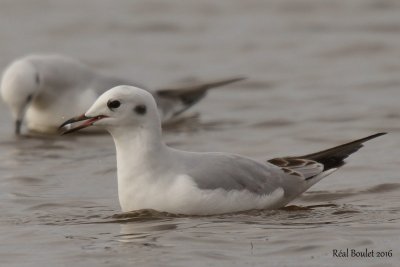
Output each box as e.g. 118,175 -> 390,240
0,0 -> 399,266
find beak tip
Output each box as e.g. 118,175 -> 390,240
58,114 -> 103,135
58,114 -> 87,133
58,124 -> 75,135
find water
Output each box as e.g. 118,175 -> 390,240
0,0 -> 399,266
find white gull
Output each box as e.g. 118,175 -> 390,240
1,54 -> 244,134
60,85 -> 385,215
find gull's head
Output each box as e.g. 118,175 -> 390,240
1,59 -> 39,135
60,85 -> 160,134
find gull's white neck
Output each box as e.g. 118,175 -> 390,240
110,123 -> 169,174
109,122 -> 173,210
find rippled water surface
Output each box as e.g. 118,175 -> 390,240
0,0 -> 399,266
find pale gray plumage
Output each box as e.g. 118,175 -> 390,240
178,151 -> 288,194
175,150 -> 321,207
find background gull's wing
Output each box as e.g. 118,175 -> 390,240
155,77 -> 246,121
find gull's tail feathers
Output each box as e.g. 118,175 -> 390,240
268,133 -> 386,182
299,132 -> 386,171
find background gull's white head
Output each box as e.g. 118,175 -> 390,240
0,58 -> 39,134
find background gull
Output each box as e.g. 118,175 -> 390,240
61,85 -> 385,215
0,54 -> 244,134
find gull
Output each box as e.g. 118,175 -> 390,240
60,86 -> 386,215
0,54 -> 244,134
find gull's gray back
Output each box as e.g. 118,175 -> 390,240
27,54 -> 144,95
175,150 -> 306,197
27,54 -> 95,90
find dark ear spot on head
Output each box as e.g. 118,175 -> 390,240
134,104 -> 146,115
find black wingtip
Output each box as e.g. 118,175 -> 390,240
156,76 -> 247,98
301,132 -> 387,171
199,76 -> 247,90
361,132 -> 387,140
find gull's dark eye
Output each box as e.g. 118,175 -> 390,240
107,100 -> 121,110
134,105 -> 146,115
